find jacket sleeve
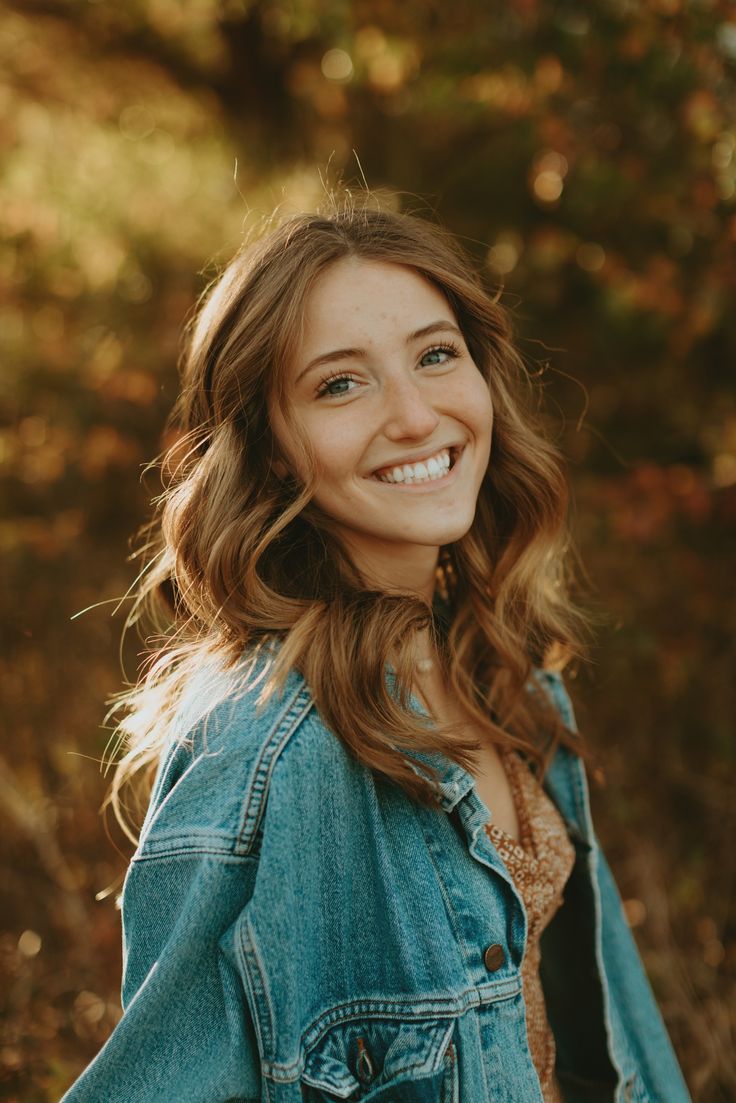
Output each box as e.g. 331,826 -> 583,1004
60,848 -> 262,1103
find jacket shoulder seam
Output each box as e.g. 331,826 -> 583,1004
235,682 -> 315,853
135,677 -> 315,860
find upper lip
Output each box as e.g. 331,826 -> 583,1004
370,444 -> 462,475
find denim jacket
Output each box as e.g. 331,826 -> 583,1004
61,659 -> 691,1103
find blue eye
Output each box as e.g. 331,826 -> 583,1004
317,373 -> 357,398
420,343 -> 461,367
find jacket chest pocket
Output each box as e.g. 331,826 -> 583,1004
299,1016 -> 458,1102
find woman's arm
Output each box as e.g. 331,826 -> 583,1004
60,849 -> 261,1103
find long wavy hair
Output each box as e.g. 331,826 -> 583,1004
109,194 -> 591,840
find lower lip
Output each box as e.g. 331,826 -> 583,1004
369,448 -> 464,491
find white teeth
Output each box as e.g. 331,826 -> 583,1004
375,448 -> 453,484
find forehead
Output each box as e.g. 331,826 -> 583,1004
298,258 -> 454,348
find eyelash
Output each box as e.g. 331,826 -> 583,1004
315,342 -> 463,399
423,340 -> 462,364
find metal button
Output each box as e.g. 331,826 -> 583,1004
483,943 -> 505,972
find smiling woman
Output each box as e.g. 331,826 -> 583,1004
61,195 -> 691,1102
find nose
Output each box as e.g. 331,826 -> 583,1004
381,375 -> 440,442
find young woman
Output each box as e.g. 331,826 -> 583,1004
62,199 -> 691,1102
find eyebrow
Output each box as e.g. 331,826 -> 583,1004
295,320 -> 465,385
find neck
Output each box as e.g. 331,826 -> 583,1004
340,536 -> 440,605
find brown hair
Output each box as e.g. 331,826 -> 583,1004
109,193 -> 590,840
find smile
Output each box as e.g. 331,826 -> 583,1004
371,447 -> 460,485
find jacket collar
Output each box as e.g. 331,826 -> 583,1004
402,684 -> 592,844
255,645 -> 593,845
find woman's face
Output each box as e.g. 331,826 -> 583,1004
272,257 -> 493,591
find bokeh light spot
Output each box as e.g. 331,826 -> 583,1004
716,22 -> 736,61
73,991 -> 106,1026
368,53 -> 405,92
17,930 -> 42,958
354,26 -> 387,59
321,48 -> 353,82
622,899 -> 647,928
716,174 -> 735,200
535,56 -> 564,94
534,150 -> 569,176
576,242 -> 606,272
713,453 -> 736,487
712,133 -> 734,169
533,170 -> 563,202
487,234 -> 522,275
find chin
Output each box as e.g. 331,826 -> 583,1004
427,528 -> 473,547
393,520 -> 475,547
421,516 -> 476,546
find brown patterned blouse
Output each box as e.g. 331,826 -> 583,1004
483,748 -> 576,1103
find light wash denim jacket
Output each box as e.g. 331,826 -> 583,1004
61,660 -> 691,1103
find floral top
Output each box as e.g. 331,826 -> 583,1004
484,748 -> 576,1103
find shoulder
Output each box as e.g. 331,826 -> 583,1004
136,655 -> 583,859
136,649 -> 347,859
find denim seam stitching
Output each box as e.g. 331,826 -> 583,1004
235,683 -> 315,854
294,984 -> 520,1070
237,910 -> 275,1100
414,806 -> 474,970
131,846 -> 258,862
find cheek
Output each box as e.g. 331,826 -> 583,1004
484,397 -> 494,444
476,388 -> 493,434
270,403 -> 356,484
308,419 -> 366,484
456,373 -> 493,439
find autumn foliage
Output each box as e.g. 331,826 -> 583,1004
1,2 -> 735,1099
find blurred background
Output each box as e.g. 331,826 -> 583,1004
1,1 -> 735,1100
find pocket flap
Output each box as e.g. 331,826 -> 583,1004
301,1016 -> 455,1099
